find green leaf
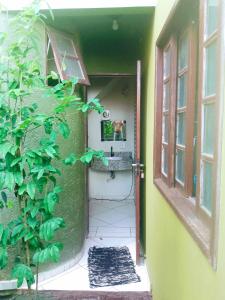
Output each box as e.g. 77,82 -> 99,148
33,243 -> 63,264
0,200 -> 4,209
0,224 -> 4,241
58,122 -> 70,139
14,172 -> 23,186
81,103 -> 89,112
1,191 -> 7,203
24,232 -> 34,242
44,192 -> 58,213
80,152 -> 93,164
11,264 -> 35,288
0,172 -> 4,190
54,186 -> 62,194
9,145 -> 19,156
37,168 -> 44,180
36,177 -> 47,193
44,146 -> 56,158
31,165 -> 43,173
26,182 -> 36,199
1,228 -> 9,247
31,206 -> 39,218
44,119 -> 53,134
0,247 -> 8,269
27,217 -> 37,230
34,114 -> 47,125
39,217 -> 65,241
7,200 -> 14,209
63,153 -> 77,165
49,176 -> 56,186
10,157 -> 22,167
11,224 -> 24,238
18,184 -> 26,195
0,142 -> 11,157
50,130 -> 57,142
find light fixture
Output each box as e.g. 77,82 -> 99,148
112,19 -> 119,31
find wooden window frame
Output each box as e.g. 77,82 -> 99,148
161,42 -> 171,182
46,26 -> 90,86
153,0 -> 222,267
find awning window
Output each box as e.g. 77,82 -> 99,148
47,27 -> 90,85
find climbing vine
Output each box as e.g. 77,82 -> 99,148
0,1 -> 106,289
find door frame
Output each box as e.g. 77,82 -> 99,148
86,72 -> 142,264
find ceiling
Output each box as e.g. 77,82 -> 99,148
46,8 -> 154,73
47,8 -> 153,58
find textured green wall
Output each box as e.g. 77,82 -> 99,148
0,16 -> 86,279
83,42 -> 138,74
144,1 -> 225,300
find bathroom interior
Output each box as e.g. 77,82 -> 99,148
87,75 -> 136,241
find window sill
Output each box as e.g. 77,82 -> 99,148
154,178 -> 211,262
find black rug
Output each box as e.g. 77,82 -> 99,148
88,246 -> 140,288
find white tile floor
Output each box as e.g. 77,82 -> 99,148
89,199 -> 136,238
38,199 -> 150,292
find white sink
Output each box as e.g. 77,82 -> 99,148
91,151 -> 133,172
107,156 -> 122,161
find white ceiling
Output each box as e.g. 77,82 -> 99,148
1,0 -> 157,10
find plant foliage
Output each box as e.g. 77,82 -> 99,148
0,0 -> 106,289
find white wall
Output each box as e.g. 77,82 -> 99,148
88,77 -> 135,200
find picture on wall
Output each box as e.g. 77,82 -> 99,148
101,120 -> 126,141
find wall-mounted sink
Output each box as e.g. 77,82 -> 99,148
107,156 -> 122,161
91,152 -> 133,172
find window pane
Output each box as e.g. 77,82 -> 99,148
47,27 -> 89,84
48,58 -> 58,74
204,42 -> 217,96
176,112 -> 186,145
54,33 -> 77,56
162,146 -> 168,176
177,74 -> 187,108
162,115 -> 169,143
62,57 -> 85,79
201,161 -> 213,213
178,34 -> 188,70
206,0 -> 218,37
203,103 -> 215,155
163,47 -> 171,79
163,82 -> 170,111
176,149 -> 185,184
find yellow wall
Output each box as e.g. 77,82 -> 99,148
145,1 -> 225,300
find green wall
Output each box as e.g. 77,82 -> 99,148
0,16 -> 87,279
144,1 -> 225,300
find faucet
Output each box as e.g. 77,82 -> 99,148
110,146 -> 114,157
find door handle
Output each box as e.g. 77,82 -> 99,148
132,163 -> 144,168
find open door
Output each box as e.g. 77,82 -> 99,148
133,60 -> 144,265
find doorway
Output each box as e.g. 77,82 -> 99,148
87,73 -> 141,263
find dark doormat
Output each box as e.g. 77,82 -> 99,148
88,246 -> 140,288
10,290 -> 152,300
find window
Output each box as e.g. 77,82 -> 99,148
154,0 -> 221,265
161,44 -> 171,178
175,33 -> 188,186
46,27 -> 90,85
198,0 -> 219,215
